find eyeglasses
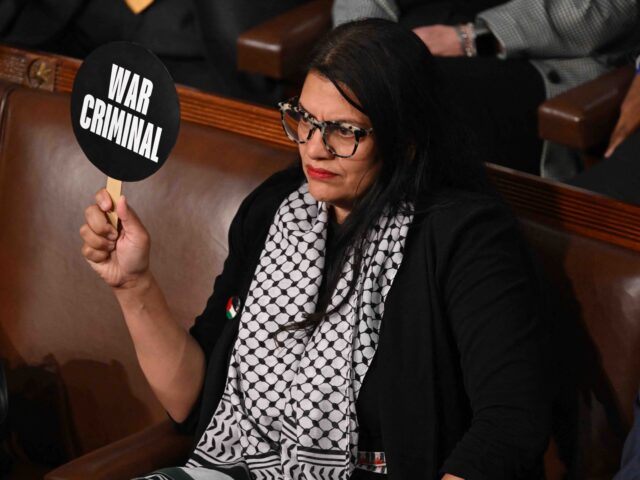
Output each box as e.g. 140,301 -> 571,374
277,97 -> 373,159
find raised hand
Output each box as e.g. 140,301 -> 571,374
80,189 -> 151,288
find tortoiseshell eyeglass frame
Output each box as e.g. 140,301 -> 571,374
277,97 -> 373,159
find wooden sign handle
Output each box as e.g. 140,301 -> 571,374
106,177 -> 122,229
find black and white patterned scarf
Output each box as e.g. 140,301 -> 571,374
187,183 -> 413,480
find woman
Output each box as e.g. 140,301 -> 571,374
80,19 -> 551,480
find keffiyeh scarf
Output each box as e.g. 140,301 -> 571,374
187,183 -> 412,479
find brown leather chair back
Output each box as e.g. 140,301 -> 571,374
0,86 -> 295,457
521,220 -> 640,479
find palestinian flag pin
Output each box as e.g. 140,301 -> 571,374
226,296 -> 241,320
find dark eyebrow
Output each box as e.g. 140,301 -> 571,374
298,101 -> 367,127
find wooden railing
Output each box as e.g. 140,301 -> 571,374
2,43 -> 640,252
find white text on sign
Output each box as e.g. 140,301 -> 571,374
79,63 -> 162,162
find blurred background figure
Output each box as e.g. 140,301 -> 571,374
0,0 -> 309,105
334,0 -> 640,179
614,389 -> 640,479
568,57 -> 640,205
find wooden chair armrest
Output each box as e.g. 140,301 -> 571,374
45,420 -> 193,480
538,66 -> 634,150
237,0 -> 333,80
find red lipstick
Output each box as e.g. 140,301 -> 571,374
307,166 -> 337,180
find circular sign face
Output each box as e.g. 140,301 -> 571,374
70,41 -> 180,182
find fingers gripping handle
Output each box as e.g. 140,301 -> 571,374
106,177 -> 122,228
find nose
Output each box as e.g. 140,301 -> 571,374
304,127 -> 332,160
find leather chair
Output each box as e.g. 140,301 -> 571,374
0,76 -> 294,477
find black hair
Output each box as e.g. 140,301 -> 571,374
275,18 -> 490,337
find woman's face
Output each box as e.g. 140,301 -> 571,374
298,72 -> 380,222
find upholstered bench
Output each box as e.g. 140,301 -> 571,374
0,82 -> 293,478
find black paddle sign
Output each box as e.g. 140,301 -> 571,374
70,41 -> 180,182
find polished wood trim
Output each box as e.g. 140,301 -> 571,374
54,59 -> 78,92
0,44 -> 292,150
177,88 -> 290,149
487,164 -> 640,251
51,54 -> 292,147
3,44 -> 640,252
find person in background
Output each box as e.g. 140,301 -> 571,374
568,56 -> 640,205
333,0 -> 640,179
0,0 -> 308,105
615,389 -> 640,479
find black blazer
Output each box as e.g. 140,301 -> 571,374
178,167 -> 553,479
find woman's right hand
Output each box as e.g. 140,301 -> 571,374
605,74 -> 640,158
80,189 -> 151,289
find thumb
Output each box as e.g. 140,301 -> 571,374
604,143 -> 616,159
116,195 -> 143,234
605,130 -> 624,159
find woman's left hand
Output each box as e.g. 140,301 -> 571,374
412,25 -> 463,56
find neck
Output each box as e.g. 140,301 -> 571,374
331,205 -> 350,224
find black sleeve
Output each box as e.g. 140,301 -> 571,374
188,166 -> 303,363
173,166 -> 302,432
187,193 -> 253,366
437,200 -> 552,479
170,186 -> 255,433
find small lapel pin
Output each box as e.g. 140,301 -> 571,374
226,296 -> 242,320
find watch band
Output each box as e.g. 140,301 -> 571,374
456,23 -> 477,57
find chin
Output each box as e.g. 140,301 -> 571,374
307,180 -> 337,205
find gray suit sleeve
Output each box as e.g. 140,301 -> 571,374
477,0 -> 638,59
332,0 -> 400,27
